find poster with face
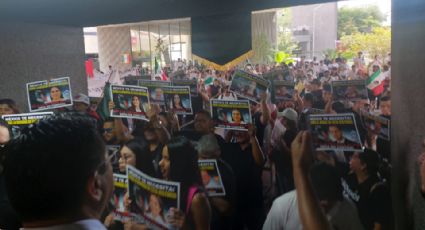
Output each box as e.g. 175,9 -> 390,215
198,159 -> 225,196
360,109 -> 390,141
273,80 -> 295,103
229,70 -> 270,103
127,165 -> 180,229
309,113 -> 363,151
110,84 -> 150,120
162,86 -> 193,115
138,80 -> 171,109
331,80 -> 368,101
27,77 -> 73,112
210,99 -> 252,131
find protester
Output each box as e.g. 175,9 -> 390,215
342,149 -> 393,229
0,99 -> 20,116
158,136 -> 211,229
197,134 -> 236,230
3,114 -> 113,230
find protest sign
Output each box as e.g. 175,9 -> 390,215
2,112 -> 53,137
360,109 -> 390,141
210,99 -> 251,130
162,86 -> 193,115
138,80 -> 171,108
273,80 -> 295,102
331,80 -> 368,101
229,70 -> 270,103
127,165 -> 180,230
172,78 -> 198,97
198,160 -> 225,196
112,174 -> 131,221
309,113 -> 363,151
27,77 -> 73,112
110,84 -> 150,120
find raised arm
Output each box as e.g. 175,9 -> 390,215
291,131 -> 332,230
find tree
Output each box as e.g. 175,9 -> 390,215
252,33 -> 274,64
339,27 -> 391,62
338,5 -> 386,38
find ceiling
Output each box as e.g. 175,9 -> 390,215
0,0 -> 338,27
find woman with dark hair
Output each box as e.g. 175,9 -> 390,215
0,99 -> 20,116
171,94 -> 187,112
128,96 -> 146,114
159,136 -> 211,229
104,138 -> 155,230
49,86 -> 64,102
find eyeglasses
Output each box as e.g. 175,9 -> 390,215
103,128 -> 113,133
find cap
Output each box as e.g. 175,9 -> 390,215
277,108 -> 298,121
73,93 -> 90,105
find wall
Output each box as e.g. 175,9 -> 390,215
97,25 -> 132,72
392,0 -> 425,228
291,2 -> 337,57
0,22 -> 86,113
252,10 -> 278,48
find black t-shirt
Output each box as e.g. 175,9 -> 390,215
342,174 -> 392,230
148,143 -> 164,179
210,159 -> 236,230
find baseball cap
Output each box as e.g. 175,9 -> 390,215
277,108 -> 298,122
73,93 -> 90,105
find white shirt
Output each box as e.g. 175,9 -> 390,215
22,219 -> 107,230
263,191 -> 364,230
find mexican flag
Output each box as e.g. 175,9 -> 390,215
122,54 -> 131,64
367,69 -> 386,96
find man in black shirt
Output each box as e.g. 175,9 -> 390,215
342,149 -> 393,229
220,125 -> 265,230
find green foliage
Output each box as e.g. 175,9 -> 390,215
338,5 -> 386,38
340,27 -> 391,61
323,49 -> 338,59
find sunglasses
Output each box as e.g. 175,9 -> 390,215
103,128 -> 113,133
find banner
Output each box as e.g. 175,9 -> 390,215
229,70 -> 270,103
162,86 -> 193,115
2,112 -> 53,137
26,77 -> 73,112
138,80 -> 171,109
110,84 -> 150,121
112,174 -> 131,221
273,80 -> 295,102
309,113 -> 363,151
360,110 -> 390,141
198,159 -> 225,196
172,79 -> 198,97
127,165 -> 180,230
331,80 -> 368,101
210,99 -> 251,130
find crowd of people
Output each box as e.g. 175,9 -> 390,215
0,53 -> 397,230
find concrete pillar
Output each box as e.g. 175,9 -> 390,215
0,22 -> 86,112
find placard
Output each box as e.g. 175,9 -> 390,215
27,77 -> 73,112
2,112 -> 54,137
127,165 -> 180,230
162,86 -> 193,115
229,70 -> 270,103
210,99 -> 251,130
198,159 -> 225,196
360,110 -> 390,141
110,84 -> 150,120
309,113 -> 363,151
331,80 -> 368,101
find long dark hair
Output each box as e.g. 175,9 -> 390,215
121,138 -> 155,176
0,98 -> 20,114
167,136 -> 202,211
